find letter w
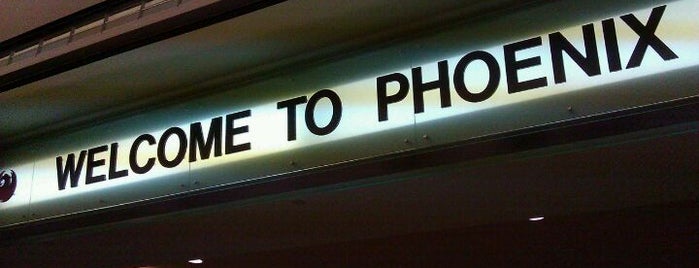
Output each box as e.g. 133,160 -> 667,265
56,151 -> 86,190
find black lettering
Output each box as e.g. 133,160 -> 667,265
56,151 -> 86,190
376,73 -> 410,122
305,89 -> 342,136
189,117 -> 222,162
85,145 -> 108,185
504,37 -> 548,93
453,51 -> 500,102
602,19 -> 622,72
158,127 -> 187,168
550,23 -> 601,84
277,96 -> 307,141
621,5 -> 678,69
412,60 -> 451,114
108,143 -> 128,180
130,134 -> 156,174
225,110 -> 251,154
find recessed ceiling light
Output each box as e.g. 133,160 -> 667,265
188,259 -> 204,264
528,216 -> 545,222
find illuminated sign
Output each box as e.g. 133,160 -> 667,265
54,4 -> 683,190
1,1 -> 697,226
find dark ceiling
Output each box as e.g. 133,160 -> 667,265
0,0 -> 105,42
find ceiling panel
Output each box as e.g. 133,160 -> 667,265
0,0 -> 105,42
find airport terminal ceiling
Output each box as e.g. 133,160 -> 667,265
0,0 -> 697,266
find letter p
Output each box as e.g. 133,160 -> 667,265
376,73 -> 410,122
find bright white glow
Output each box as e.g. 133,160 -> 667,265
529,216 -> 545,222
188,259 -> 204,264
